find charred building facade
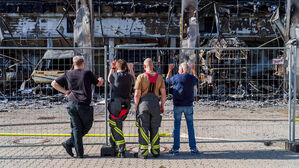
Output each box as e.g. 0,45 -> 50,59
0,0 -> 298,97
0,0 -> 288,47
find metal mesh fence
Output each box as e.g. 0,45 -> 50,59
114,46 -> 291,144
0,46 -> 295,151
0,47 -> 107,146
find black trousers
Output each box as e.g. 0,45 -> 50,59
65,102 -> 94,157
109,116 -> 125,153
108,98 -> 131,154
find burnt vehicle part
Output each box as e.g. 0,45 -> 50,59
31,50 -> 73,94
0,52 -> 34,93
31,50 -> 73,84
5,63 -> 34,93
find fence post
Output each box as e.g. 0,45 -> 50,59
288,46 -> 293,144
293,45 -> 297,143
104,46 -> 108,145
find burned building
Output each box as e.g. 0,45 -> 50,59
0,0 -> 287,47
0,0 -> 295,97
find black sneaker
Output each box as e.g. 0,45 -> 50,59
169,148 -> 179,155
191,148 -> 200,155
62,142 -> 74,157
153,154 -> 160,158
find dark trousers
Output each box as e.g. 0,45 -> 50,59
109,116 -> 125,153
108,98 -> 131,154
65,102 -> 94,157
137,93 -> 161,157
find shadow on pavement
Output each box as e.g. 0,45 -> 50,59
0,150 -> 299,160
155,150 -> 299,160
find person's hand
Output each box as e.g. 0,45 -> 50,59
111,61 -> 116,69
128,63 -> 134,71
98,77 -> 104,86
190,63 -> 196,71
160,106 -> 164,114
168,64 -> 175,71
65,90 -> 71,96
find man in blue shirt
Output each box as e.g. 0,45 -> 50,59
165,62 -> 199,155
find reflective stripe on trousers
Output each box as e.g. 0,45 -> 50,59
108,98 -> 131,154
109,118 -> 126,153
136,93 -> 161,156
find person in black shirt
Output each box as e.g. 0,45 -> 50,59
107,59 -> 135,158
51,56 -> 104,158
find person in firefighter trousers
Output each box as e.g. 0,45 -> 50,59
108,59 -> 135,158
134,58 -> 166,159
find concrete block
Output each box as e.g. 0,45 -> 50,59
285,142 -> 299,153
101,145 -> 116,157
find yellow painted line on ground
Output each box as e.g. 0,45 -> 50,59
0,133 -> 171,137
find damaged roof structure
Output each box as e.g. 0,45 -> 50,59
0,0 -> 290,47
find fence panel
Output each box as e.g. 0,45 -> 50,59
0,46 -> 293,154
114,46 -> 291,144
0,47 -> 107,147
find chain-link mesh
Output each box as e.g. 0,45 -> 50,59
114,47 -> 291,144
0,47 -> 107,146
0,46 -> 295,151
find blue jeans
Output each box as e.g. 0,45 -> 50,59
172,106 -> 196,150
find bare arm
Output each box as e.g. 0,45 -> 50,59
96,77 -> 104,87
51,81 -> 70,95
108,69 -> 115,83
166,69 -> 172,79
107,61 -> 116,83
166,64 -> 175,79
160,88 -> 166,113
134,89 -> 141,110
191,63 -> 199,80
128,63 -> 136,82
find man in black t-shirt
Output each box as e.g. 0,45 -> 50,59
107,59 -> 135,158
51,56 -> 103,158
